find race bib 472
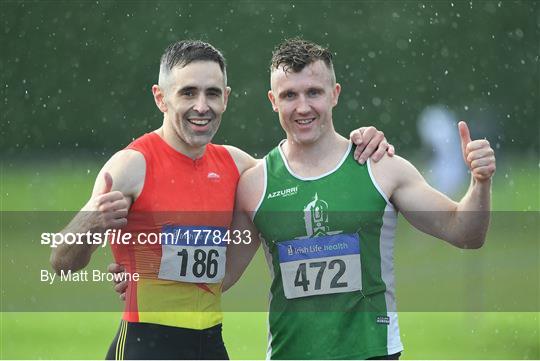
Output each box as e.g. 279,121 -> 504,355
277,234 -> 362,299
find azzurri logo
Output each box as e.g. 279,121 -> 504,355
267,185 -> 298,199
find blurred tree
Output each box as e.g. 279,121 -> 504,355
1,1 -> 538,157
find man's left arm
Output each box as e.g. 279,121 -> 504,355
377,121 -> 495,248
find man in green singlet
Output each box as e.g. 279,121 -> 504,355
226,38 -> 496,360
83,39 -> 393,360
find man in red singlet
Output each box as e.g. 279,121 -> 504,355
50,40 -> 393,360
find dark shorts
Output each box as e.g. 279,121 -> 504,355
368,351 -> 401,360
105,321 -> 228,360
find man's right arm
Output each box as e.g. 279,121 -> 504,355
225,127 -> 395,175
50,150 -> 145,274
222,161 -> 266,292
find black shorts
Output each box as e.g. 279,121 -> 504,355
368,351 -> 401,360
105,321 -> 228,360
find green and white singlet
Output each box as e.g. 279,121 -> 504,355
253,141 -> 403,359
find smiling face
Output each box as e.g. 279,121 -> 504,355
268,60 -> 341,145
153,60 -> 230,150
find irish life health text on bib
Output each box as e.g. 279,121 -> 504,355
278,233 -> 362,299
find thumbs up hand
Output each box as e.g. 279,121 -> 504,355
86,172 -> 129,232
101,171 -> 113,195
459,121 -> 496,182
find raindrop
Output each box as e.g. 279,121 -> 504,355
347,99 -> 359,110
396,39 -> 408,50
441,47 -> 449,57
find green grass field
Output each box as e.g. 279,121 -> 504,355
1,156 -> 538,359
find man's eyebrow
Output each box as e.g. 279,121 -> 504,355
278,89 -> 295,98
206,87 -> 223,95
178,86 -> 197,94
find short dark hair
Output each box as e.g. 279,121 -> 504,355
270,37 -> 334,75
159,40 -> 227,86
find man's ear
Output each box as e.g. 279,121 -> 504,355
152,85 -> 167,113
268,90 -> 278,112
223,86 -> 231,111
332,83 -> 341,107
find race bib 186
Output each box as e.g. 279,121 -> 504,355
158,225 -> 227,283
278,234 -> 362,299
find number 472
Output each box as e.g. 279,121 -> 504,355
293,259 -> 347,292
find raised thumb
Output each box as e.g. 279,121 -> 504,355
100,171 -> 113,195
458,121 -> 472,159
